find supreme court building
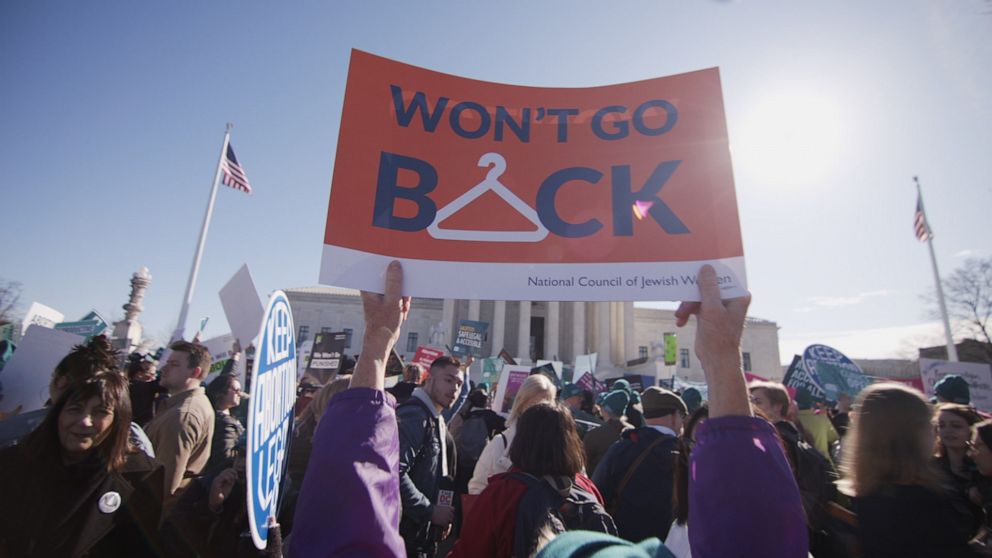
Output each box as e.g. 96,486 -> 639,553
285,287 -> 783,383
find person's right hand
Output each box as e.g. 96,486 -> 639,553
430,505 -> 454,527
675,265 -> 752,417
360,260 -> 411,350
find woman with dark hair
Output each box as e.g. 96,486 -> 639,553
839,383 -> 979,557
450,401 -> 616,557
934,402 -> 984,534
204,373 -> 245,474
0,371 -> 164,557
968,420 -> 992,552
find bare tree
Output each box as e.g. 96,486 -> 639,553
941,257 -> 992,347
0,279 -> 22,325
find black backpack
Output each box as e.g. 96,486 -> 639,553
786,430 -> 839,530
509,472 -> 617,557
455,410 -> 505,472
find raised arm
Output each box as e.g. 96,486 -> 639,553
674,265 -> 752,418
288,261 -> 409,558
676,265 -> 807,558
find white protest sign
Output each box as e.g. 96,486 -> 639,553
493,364 -> 532,416
201,333 -> 245,384
920,358 -> 992,412
0,325 -> 82,413
219,264 -> 264,346
246,291 -> 296,549
21,302 -> 65,336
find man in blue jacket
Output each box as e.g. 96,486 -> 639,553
396,356 -> 464,557
593,387 -> 686,542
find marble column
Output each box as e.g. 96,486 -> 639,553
624,301 -> 636,365
468,299 -> 481,321
596,301 -> 611,367
572,301 -> 586,362
440,298 -> 456,347
517,301 -> 532,363
491,300 -> 506,357
545,301 -> 560,361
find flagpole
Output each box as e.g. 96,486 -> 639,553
174,124 -> 232,341
915,176 -> 958,362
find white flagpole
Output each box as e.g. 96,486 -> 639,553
174,124 -> 232,341
915,176 -> 958,362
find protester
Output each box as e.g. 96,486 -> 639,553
610,379 -> 645,428
0,371 -> 165,557
397,355 -> 464,557
204,373 -> 245,475
468,373 -> 557,495
935,374 -> 972,405
144,340 -> 215,512
450,401 -> 617,557
680,387 -> 703,416
160,442 -> 284,558
560,383 -> 603,439
838,382 -> 979,557
583,390 -> 631,475
968,420 -> 992,553
593,387 -> 685,542
449,386 -> 506,495
126,354 -> 163,426
284,374 -> 353,536
291,262 -> 807,558
750,380 -> 839,556
668,405 -> 709,558
388,363 -> 425,403
288,260 -> 410,557
795,387 -> 839,463
828,392 -> 851,437
934,402 -> 983,532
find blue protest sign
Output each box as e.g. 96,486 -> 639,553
801,345 -> 869,402
452,320 -> 489,357
54,319 -> 107,339
246,291 -> 296,549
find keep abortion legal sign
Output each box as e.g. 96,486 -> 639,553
320,50 -> 746,301
246,291 -> 296,549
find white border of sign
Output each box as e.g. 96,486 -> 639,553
245,291 -> 296,549
321,245 -> 747,301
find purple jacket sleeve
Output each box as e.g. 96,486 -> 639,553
288,388 -> 405,558
688,416 -> 808,558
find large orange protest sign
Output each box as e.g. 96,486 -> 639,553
320,49 -> 746,301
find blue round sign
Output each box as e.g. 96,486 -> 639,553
246,291 -> 296,549
802,344 -> 869,402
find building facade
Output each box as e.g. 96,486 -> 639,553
284,288 -> 782,383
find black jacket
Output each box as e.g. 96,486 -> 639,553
591,426 -> 679,543
0,444 -> 164,557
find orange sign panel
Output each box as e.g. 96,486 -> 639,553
320,50 -> 746,301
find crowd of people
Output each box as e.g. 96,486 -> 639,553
2,261 -> 992,557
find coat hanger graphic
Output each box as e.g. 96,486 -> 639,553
427,153 -> 550,242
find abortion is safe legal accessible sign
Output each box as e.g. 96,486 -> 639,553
320,50 -> 746,301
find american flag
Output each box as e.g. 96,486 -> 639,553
221,143 -> 252,194
914,193 -> 931,242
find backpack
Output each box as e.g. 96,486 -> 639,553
509,472 -> 617,558
791,433 -> 839,530
455,410 -> 505,472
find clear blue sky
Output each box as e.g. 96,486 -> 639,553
2,1 -> 990,364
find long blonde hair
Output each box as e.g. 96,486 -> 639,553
508,374 -> 557,426
838,382 -> 940,497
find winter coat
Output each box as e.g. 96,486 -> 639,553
592,426 -> 679,542
0,444 -> 164,557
